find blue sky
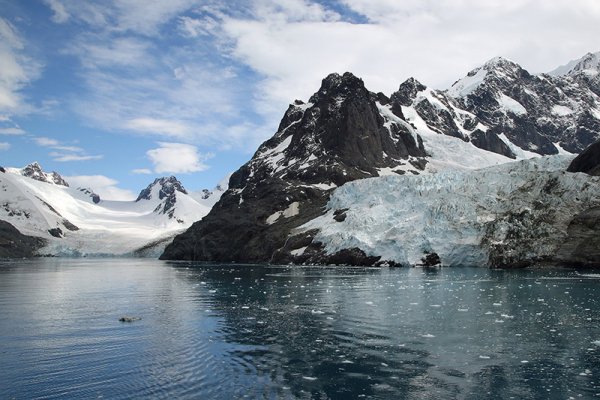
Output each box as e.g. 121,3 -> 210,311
1,0 -> 599,199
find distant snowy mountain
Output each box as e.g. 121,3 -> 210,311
7,161 -> 70,186
162,52 -> 600,267
0,163 -> 214,257
548,52 -> 600,77
189,174 -> 230,209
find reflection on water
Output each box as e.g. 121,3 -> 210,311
0,259 -> 599,399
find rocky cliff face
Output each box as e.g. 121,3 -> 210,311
161,72 -> 428,262
567,139 -> 600,175
0,220 -> 46,258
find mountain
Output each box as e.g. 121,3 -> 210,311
400,55 -> 600,156
162,53 -> 600,267
0,163 -> 213,257
548,51 -> 600,77
8,161 -> 70,186
161,72 -> 432,262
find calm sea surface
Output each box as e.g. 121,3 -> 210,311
1,259 -> 599,399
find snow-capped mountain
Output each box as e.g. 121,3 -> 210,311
549,51 -> 600,77
0,163 -> 213,257
400,54 -> 600,156
7,161 -> 70,186
162,52 -> 600,267
189,174 -> 230,209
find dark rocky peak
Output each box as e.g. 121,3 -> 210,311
77,187 -> 101,204
392,77 -> 428,106
308,72 -> 370,106
22,162 -> 45,181
199,188 -> 212,200
136,176 -> 187,202
448,57 -> 531,99
50,172 -> 69,187
240,71 -> 428,189
20,162 -> 69,187
479,57 -> 533,84
482,56 -> 523,73
136,176 -> 188,218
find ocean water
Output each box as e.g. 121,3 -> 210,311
0,259 -> 599,399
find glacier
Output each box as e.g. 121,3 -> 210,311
298,156 -> 600,267
0,166 -> 224,257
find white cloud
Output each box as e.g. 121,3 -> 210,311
0,18 -> 41,115
53,0 -> 202,36
68,36 -> 151,69
251,0 -> 340,23
43,0 -> 70,23
131,168 -> 152,174
147,142 -> 213,174
0,127 -> 25,135
124,117 -> 191,138
34,136 -> 102,162
34,137 -> 60,147
218,0 -> 600,104
49,152 -> 103,162
178,15 -> 220,38
63,174 -> 136,201
0,142 -> 10,151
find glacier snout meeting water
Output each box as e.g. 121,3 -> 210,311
298,156 -> 600,267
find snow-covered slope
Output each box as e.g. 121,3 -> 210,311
0,164 -> 213,256
296,156 -> 600,267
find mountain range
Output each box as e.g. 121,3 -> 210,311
2,51 -> 600,266
161,51 -> 600,268
0,162 -> 226,257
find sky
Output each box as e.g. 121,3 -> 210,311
1,0 -> 599,200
